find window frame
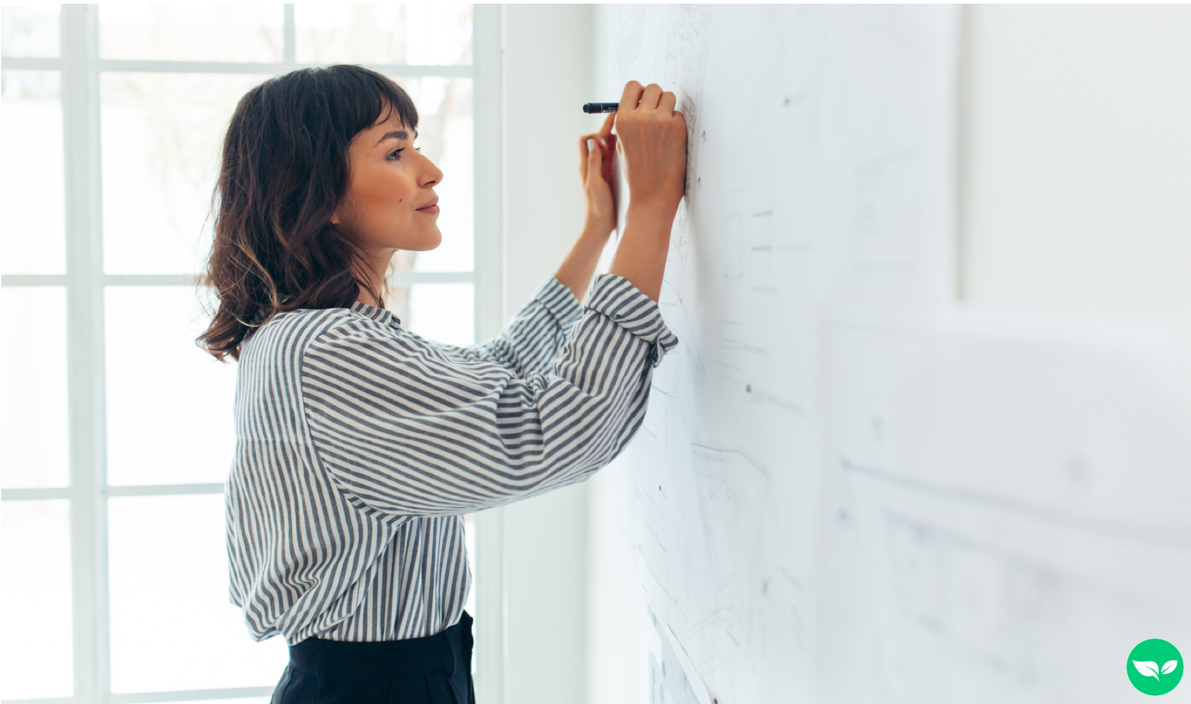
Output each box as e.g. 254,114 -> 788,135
0,5 -> 505,703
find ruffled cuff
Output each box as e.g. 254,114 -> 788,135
582,273 -> 680,367
531,274 -> 583,330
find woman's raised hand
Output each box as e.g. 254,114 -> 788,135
578,111 -> 618,237
604,81 -> 688,303
614,81 -> 688,216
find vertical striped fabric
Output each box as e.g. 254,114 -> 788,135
225,273 -> 678,644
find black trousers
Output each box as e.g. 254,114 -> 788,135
270,610 -> 476,703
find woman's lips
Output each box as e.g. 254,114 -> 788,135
416,197 -> 439,214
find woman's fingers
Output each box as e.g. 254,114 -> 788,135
587,137 -> 604,179
658,90 -> 677,114
578,133 -> 599,181
602,133 -> 617,184
618,79 -> 671,112
640,83 -> 663,110
619,80 -> 645,111
598,111 -> 615,141
578,135 -> 588,180
579,118 -> 624,185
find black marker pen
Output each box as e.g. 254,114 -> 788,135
582,102 -> 619,114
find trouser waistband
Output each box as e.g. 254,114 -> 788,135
286,611 -> 473,680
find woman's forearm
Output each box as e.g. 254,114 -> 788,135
554,220 -> 612,303
555,203 -> 675,306
607,203 -> 674,303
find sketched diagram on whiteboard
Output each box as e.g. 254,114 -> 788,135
603,5 -> 1191,704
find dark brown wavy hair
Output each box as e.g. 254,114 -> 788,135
195,64 -> 418,362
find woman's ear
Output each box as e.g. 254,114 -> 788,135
331,188 -> 360,231
331,198 -> 349,227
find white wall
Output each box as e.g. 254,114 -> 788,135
502,5 -> 1191,703
501,6 -> 628,704
960,5 -> 1191,321
505,5 -> 600,312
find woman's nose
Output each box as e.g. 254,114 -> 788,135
421,156 -> 444,188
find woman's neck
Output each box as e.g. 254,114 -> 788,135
355,251 -> 392,307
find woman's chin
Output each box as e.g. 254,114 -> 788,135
424,232 -> 444,250
397,233 -> 442,251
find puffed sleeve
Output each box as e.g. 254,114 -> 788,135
419,274 -> 582,377
300,273 -> 679,517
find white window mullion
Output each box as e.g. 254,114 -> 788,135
0,56 -> 61,70
61,5 -> 110,703
472,5 -> 506,704
92,272 -> 476,287
1,274 -> 69,286
93,59 -> 474,78
473,5 -> 505,344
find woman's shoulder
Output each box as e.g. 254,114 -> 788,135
244,304 -> 394,357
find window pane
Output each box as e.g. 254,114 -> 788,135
396,283 -> 475,348
295,4 -> 473,65
1,287 -> 69,489
99,4 -> 284,63
1,500 -> 73,700
1,4 -> 60,58
2,70 -> 65,274
108,494 -> 288,693
105,286 -> 237,486
100,72 -> 269,275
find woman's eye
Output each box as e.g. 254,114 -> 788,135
387,147 -> 405,161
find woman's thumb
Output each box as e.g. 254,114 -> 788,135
586,138 -> 602,174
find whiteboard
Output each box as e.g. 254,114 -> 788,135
596,6 -> 1191,703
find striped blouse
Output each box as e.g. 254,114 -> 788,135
224,272 -> 678,644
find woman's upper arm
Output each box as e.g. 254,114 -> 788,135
299,274 -> 678,518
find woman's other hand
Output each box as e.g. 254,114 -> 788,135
555,113 -> 619,303
579,112 -> 618,237
614,81 -> 687,218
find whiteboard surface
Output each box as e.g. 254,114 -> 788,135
599,6 -> 1191,703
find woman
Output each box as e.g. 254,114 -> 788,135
197,64 -> 686,703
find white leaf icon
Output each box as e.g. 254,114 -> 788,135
1161,660 -> 1179,675
1134,661 -> 1161,679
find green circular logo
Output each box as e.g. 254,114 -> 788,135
1127,639 -> 1183,696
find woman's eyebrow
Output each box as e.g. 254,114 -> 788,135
374,129 -> 418,147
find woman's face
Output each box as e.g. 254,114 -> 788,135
332,103 -> 444,255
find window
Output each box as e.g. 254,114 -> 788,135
1,4 -> 503,702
